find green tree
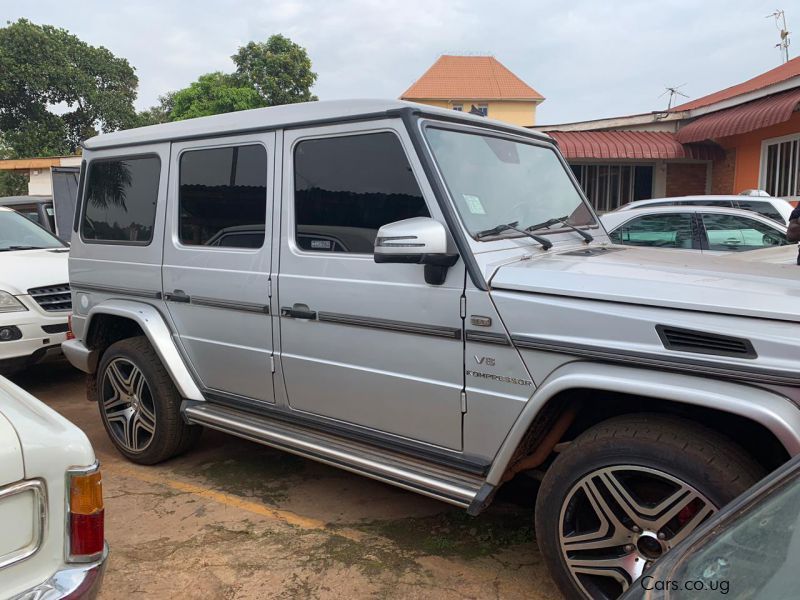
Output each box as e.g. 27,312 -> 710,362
134,92 -> 176,127
0,19 -> 138,156
169,72 -> 266,121
232,35 -> 318,106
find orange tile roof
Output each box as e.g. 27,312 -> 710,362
671,56 -> 800,112
401,55 -> 544,101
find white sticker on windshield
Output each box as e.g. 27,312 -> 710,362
463,194 -> 486,215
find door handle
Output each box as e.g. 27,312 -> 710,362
281,304 -> 317,320
165,290 -> 191,303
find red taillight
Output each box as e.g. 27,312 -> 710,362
66,314 -> 75,340
67,469 -> 104,560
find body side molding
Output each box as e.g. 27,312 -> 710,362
485,361 -> 800,486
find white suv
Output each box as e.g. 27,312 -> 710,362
616,195 -> 794,225
0,207 -> 71,374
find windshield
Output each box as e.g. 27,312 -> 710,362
0,209 -> 65,251
424,127 -> 596,238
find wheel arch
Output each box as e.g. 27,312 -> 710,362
487,361 -> 800,486
83,300 -> 203,401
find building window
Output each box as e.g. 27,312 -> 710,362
468,104 -> 488,117
569,164 -> 654,212
294,132 -> 429,254
452,104 -> 463,112
179,145 -> 268,248
81,155 -> 160,244
762,134 -> 800,199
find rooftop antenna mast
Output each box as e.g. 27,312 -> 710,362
767,9 -> 791,63
659,84 -> 689,110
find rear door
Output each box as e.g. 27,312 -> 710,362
162,133 -> 276,403
276,121 -> 466,450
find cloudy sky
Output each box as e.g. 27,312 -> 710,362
4,0 -> 794,124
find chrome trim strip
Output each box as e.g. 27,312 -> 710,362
0,479 -> 47,571
189,296 -> 270,314
64,462 -> 103,564
465,330 -> 511,345
511,335 -> 800,387
317,311 -> 462,340
71,283 -> 162,300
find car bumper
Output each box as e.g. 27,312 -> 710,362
61,339 -> 98,374
0,309 -> 68,365
11,544 -> 108,600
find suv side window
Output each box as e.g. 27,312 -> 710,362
735,200 -> 783,223
82,155 -> 160,244
179,144 -> 268,248
701,213 -> 788,251
608,213 -> 695,248
293,132 -> 429,254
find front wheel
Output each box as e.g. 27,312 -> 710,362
96,336 -> 200,464
535,414 -> 764,600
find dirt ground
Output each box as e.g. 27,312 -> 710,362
9,360 -> 560,600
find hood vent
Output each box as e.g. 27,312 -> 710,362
656,325 -> 756,359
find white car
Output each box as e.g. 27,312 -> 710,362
614,194 -> 794,225
601,205 -> 791,254
0,375 -> 106,599
0,207 -> 71,374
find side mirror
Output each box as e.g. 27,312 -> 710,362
374,217 -> 459,285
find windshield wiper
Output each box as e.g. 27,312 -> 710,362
526,215 -> 593,243
475,221 -> 552,250
0,245 -> 46,252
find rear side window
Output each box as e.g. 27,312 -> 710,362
82,156 -> 160,244
293,132 -> 429,254
179,145 -> 267,248
608,213 -> 695,248
736,200 -> 784,223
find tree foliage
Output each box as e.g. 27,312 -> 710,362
169,73 -> 265,121
0,19 -> 138,156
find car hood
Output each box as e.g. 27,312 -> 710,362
0,377 -> 94,479
489,245 -> 800,322
0,248 -> 69,294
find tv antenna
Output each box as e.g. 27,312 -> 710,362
767,9 -> 791,63
659,84 -> 689,110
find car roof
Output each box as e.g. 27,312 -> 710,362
619,195 -> 786,209
83,99 -> 552,151
600,205 -> 787,229
0,195 -> 52,206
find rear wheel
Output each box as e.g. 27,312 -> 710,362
535,413 -> 764,599
96,336 -> 200,464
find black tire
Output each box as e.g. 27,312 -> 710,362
535,413 -> 764,600
96,336 -> 201,464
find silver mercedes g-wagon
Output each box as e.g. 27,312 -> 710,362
62,99 -> 800,599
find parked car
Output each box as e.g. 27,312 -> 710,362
620,453 -> 800,599
615,194 -> 794,225
62,99 -> 800,599
0,374 -> 106,599
601,205 -> 791,253
0,196 -> 56,235
0,207 -> 71,375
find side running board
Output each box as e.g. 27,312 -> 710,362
184,402 -> 486,509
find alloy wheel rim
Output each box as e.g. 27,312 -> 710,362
558,465 -> 716,599
101,358 -> 156,453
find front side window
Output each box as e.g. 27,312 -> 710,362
425,127 -> 596,237
82,156 -> 160,244
608,213 -> 695,248
294,132 -> 429,254
179,144 -> 267,248
702,213 -> 788,251
0,209 -> 64,251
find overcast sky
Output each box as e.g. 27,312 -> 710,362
4,0 -> 794,124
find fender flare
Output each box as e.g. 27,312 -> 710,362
485,361 -> 800,485
82,299 -> 204,401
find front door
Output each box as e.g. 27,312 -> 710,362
277,121 -> 465,450
162,133 -> 276,402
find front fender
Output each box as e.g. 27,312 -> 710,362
81,300 -> 203,401
485,361 -> 800,485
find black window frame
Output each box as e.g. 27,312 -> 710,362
176,142 -> 269,251
79,153 -> 162,247
291,130 -> 431,256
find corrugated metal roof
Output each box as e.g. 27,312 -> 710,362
671,56 -> 800,112
675,88 -> 800,143
548,130 -> 722,161
401,55 -> 544,101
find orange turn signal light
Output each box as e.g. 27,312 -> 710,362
69,471 -> 103,515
